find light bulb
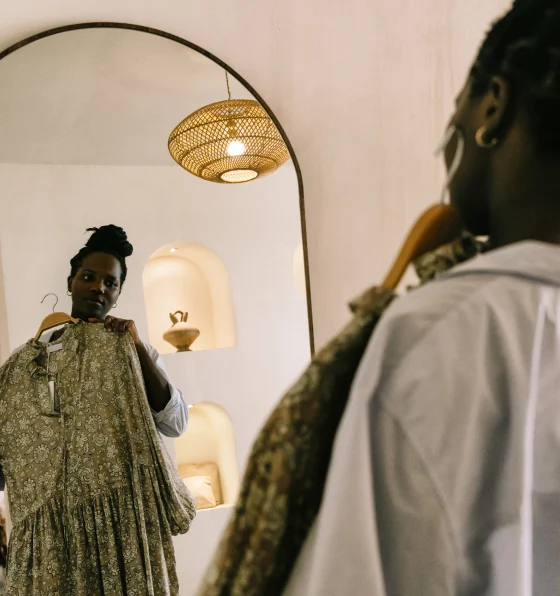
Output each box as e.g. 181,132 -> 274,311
227,140 -> 246,157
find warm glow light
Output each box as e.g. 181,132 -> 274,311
170,248 -> 177,253
188,404 -> 194,409
220,169 -> 258,183
227,140 -> 246,157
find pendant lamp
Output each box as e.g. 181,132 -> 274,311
168,72 -> 290,183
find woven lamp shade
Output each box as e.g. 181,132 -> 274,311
168,99 -> 290,183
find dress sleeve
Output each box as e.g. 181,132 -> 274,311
143,343 -> 189,438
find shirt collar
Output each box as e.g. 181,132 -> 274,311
443,241 -> 560,287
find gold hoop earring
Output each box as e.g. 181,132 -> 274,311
475,127 -> 498,149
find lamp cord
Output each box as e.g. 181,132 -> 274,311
225,71 -> 232,101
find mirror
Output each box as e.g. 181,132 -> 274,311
0,24 -> 312,594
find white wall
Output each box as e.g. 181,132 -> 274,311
0,0 -> 511,348
0,243 -> 9,363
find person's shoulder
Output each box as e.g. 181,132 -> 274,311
373,270 -> 522,364
385,273 -> 490,331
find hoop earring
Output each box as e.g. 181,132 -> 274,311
113,303 -> 118,309
475,127 -> 498,149
435,125 -> 465,205
67,290 -> 72,296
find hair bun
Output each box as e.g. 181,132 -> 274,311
85,225 -> 134,258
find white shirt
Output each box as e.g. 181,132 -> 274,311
285,242 -> 560,596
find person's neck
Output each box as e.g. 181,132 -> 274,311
490,204 -> 560,248
70,309 -> 89,322
489,179 -> 560,248
489,151 -> 560,248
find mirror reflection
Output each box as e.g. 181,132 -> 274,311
0,25 -> 311,595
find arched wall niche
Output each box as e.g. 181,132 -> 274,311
143,242 -> 237,355
175,402 -> 239,507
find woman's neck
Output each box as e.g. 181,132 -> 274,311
490,201 -> 560,249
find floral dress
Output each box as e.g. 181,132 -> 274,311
0,322 -> 196,595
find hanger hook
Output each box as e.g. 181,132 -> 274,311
41,293 -> 58,313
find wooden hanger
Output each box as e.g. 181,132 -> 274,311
381,204 -> 463,290
34,293 -> 77,342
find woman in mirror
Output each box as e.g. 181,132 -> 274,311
0,224 -> 194,594
9,224 -> 189,436
66,224 -> 189,430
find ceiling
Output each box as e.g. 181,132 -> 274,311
0,27 -> 254,166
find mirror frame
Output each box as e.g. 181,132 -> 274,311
0,22 -> 314,353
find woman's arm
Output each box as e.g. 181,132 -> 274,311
135,342 -> 173,413
137,342 -> 190,438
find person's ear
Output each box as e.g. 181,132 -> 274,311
475,76 -> 511,147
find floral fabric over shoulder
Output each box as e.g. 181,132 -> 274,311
198,234 -> 483,596
0,322 -> 196,596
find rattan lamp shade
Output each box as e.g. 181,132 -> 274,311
168,99 -> 290,183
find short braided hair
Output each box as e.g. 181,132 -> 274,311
470,0 -> 560,150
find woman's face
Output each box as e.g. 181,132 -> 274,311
68,252 -> 122,321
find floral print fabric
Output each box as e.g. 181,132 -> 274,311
198,234 -> 482,596
0,322 -> 196,595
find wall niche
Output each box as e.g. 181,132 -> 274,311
175,402 -> 239,508
143,243 -> 237,355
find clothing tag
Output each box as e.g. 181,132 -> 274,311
48,380 -> 55,406
47,344 -> 63,353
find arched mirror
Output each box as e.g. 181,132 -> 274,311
0,23 -> 312,594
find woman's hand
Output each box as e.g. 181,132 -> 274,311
88,316 -> 141,347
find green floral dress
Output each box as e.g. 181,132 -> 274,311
0,322 -> 196,595
199,234 -> 483,596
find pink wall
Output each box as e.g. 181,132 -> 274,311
0,0 -> 511,348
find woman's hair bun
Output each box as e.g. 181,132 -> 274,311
84,225 -> 134,258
